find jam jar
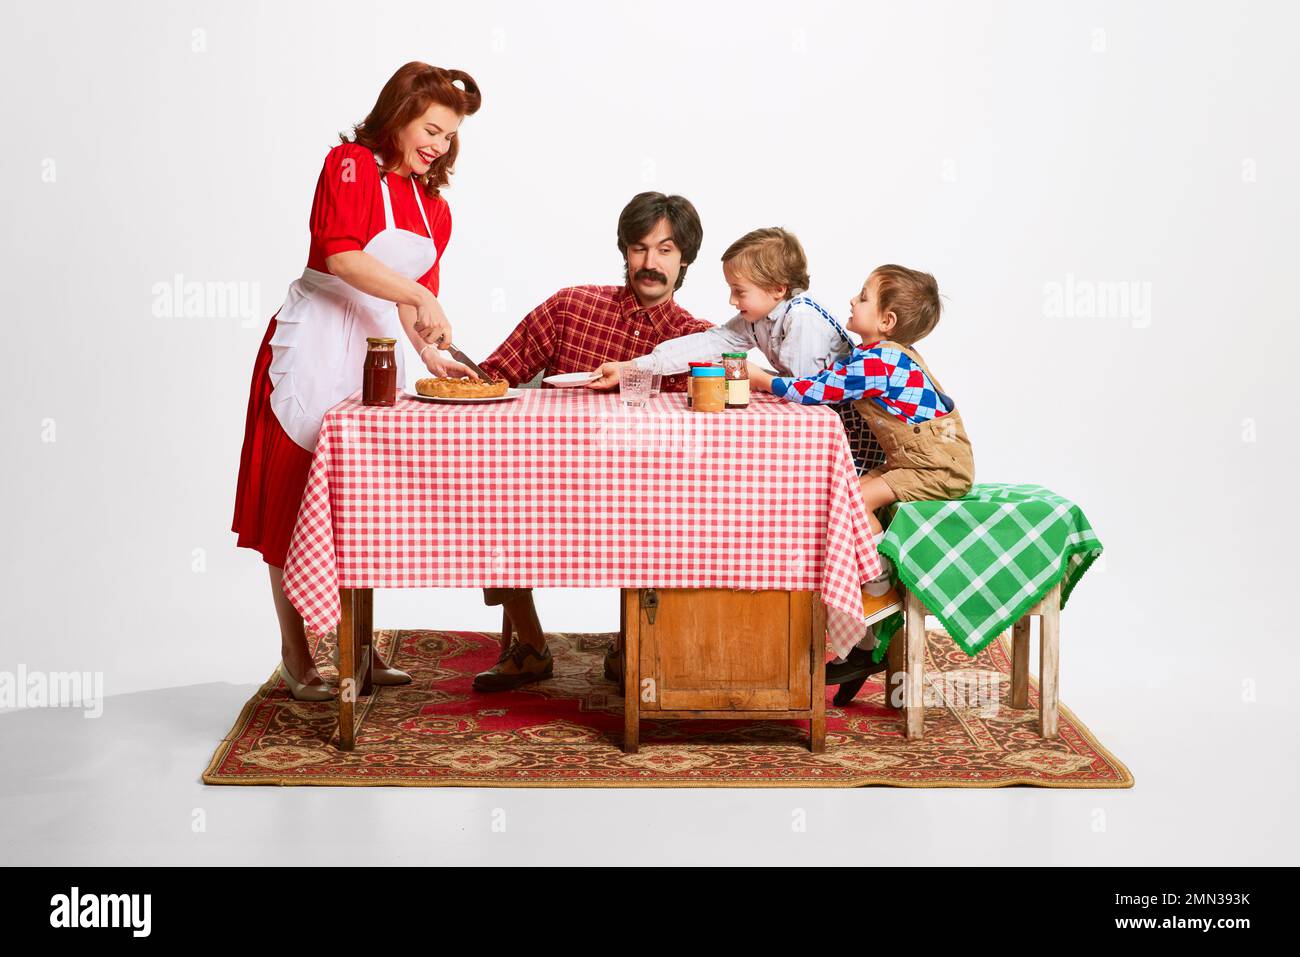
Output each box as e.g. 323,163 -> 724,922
362,337 -> 398,406
722,352 -> 750,409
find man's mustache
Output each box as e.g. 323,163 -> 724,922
635,269 -> 668,284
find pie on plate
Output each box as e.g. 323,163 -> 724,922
415,377 -> 509,399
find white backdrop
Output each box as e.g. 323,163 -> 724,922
2,0 -> 1297,728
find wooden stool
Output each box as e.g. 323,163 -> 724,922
882,582 -> 1062,740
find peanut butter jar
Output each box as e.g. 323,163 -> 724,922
690,365 -> 726,413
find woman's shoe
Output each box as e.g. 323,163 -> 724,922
371,662 -> 412,686
276,661 -> 336,701
330,644 -> 411,686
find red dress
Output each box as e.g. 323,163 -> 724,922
232,143 -> 453,567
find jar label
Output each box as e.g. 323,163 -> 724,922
726,378 -> 750,406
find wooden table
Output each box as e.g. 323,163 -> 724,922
619,587 -> 827,754
333,585 -> 829,753
282,391 -> 879,751
335,587 -> 374,751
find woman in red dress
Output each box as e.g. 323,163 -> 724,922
233,63 -> 481,699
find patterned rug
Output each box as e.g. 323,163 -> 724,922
203,628 -> 1133,787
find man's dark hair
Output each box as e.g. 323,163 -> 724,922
617,192 -> 703,290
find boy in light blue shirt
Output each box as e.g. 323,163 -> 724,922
591,227 -> 865,395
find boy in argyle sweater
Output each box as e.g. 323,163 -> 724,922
748,265 -> 975,686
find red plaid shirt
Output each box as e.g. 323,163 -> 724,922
479,284 -> 713,391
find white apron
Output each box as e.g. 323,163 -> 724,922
268,157 -> 439,450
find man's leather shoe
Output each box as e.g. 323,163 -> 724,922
472,641 -> 554,692
603,647 -> 623,686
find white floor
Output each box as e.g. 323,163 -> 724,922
3,626 -> 1296,866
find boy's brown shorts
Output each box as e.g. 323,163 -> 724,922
862,450 -> 975,504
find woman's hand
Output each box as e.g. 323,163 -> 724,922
398,300 -> 457,374
413,289 -> 452,350
420,344 -> 479,379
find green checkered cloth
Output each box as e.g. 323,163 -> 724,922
874,483 -> 1103,659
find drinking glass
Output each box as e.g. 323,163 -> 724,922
620,362 -> 654,408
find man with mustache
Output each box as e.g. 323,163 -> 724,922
472,191 -> 713,691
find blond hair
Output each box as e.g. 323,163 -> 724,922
870,264 -> 942,344
721,227 -> 809,298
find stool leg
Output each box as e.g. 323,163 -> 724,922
1011,616 -> 1031,709
903,588 -> 926,739
1039,583 -> 1061,738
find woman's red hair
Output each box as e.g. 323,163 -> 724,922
343,62 -> 482,197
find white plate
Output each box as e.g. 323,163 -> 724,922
404,388 -> 524,404
542,371 -> 599,388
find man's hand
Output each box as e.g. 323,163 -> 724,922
586,360 -> 631,390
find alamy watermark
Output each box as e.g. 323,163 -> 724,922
884,669 -> 1003,715
596,410 -> 708,456
1043,274 -> 1151,329
50,887 -> 150,937
151,273 -> 261,328
0,665 -> 103,718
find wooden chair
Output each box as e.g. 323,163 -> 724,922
882,582 -> 1062,741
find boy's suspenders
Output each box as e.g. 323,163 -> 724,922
785,296 -> 885,474
788,295 -> 855,354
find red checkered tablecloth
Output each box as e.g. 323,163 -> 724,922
282,390 -> 881,658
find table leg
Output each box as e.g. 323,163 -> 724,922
622,589 -> 640,753
810,594 -> 827,753
358,587 -> 374,698
1011,616 -> 1031,709
1040,583 -> 1061,738
903,588 -> 926,740
337,587 -> 356,751
616,589 -> 627,693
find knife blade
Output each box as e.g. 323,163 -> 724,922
446,344 -> 494,382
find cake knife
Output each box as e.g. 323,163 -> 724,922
445,344 -> 493,382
